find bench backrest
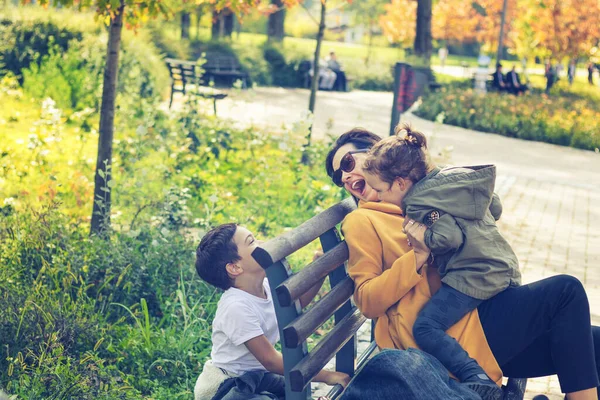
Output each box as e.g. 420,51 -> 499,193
252,197 -> 367,400
165,58 -> 201,86
203,54 -> 242,72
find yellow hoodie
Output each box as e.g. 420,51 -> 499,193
342,201 -> 502,385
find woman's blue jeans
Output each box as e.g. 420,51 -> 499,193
341,348 -> 481,400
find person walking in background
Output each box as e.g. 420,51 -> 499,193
327,52 -> 347,92
568,60 -> 576,86
588,62 -> 596,85
545,60 -> 557,93
438,47 -> 449,69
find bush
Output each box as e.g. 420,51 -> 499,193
414,84 -> 600,151
0,16 -> 86,83
0,73 -> 344,397
2,8 -> 169,111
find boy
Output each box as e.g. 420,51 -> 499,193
194,223 -> 350,400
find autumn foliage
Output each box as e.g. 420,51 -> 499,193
380,0 -> 600,60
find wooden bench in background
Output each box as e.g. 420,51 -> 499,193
202,52 -> 249,89
252,197 -> 528,400
165,58 -> 228,114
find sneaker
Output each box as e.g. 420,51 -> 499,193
463,381 -> 503,400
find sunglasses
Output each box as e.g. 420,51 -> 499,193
332,148 -> 369,187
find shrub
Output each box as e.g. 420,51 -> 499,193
0,16 -> 85,83
415,84 -> 600,152
2,8 -> 169,111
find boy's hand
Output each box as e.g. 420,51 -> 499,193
312,250 -> 324,262
323,370 -> 351,387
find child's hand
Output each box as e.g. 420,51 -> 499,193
312,250 -> 324,262
323,370 -> 351,387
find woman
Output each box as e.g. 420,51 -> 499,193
325,128 -> 600,400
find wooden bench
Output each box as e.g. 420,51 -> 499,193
252,197 -> 528,400
165,58 -> 228,115
202,53 -> 249,89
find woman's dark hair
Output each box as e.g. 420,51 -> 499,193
325,128 -> 382,178
195,223 -> 241,290
364,124 -> 432,184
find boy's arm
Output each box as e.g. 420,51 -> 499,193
245,335 -> 350,386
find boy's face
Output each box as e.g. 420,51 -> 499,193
364,171 -> 411,207
231,226 -> 265,278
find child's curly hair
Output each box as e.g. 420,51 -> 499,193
364,123 -> 432,184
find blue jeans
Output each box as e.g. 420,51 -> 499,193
413,283 -> 487,382
341,349 -> 481,400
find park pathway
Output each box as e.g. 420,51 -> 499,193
171,87 -> 600,399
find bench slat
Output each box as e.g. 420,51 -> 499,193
253,197 -> 356,269
289,307 -> 366,392
283,277 -> 354,348
276,241 -> 349,307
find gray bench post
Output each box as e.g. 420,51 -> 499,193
260,257 -> 311,400
319,228 -> 356,376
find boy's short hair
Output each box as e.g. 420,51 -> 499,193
195,223 -> 240,290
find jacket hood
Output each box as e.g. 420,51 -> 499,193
403,165 -> 496,220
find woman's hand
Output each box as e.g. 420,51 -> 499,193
403,218 -> 431,270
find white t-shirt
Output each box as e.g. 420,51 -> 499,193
210,279 -> 280,375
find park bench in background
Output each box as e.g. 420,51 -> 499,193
165,58 -> 228,114
252,197 -> 528,400
202,52 -> 249,89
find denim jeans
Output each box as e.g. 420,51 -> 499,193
413,283 -> 487,382
341,348 -> 481,400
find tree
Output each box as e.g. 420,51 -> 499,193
432,0 -> 480,43
528,0 -> 600,61
302,0 -> 326,164
267,0 -> 286,41
346,0 -> 387,65
181,11 -> 191,39
212,7 -> 235,39
32,0 -> 252,235
379,0 -> 417,48
414,0 -> 433,64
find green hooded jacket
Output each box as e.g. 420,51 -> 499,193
402,164 -> 521,300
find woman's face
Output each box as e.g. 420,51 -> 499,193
331,143 -> 379,202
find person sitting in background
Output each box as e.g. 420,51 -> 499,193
309,59 -> 337,91
327,51 -> 348,92
506,65 -> 528,95
491,63 -> 509,92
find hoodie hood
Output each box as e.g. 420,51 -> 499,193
402,165 -> 496,220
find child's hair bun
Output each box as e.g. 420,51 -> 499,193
394,123 -> 428,149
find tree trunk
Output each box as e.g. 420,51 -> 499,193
267,0 -> 286,42
195,7 -> 202,40
212,8 -> 234,39
211,10 -> 221,39
181,12 -> 191,39
223,11 -> 234,37
90,0 -> 124,236
414,0 -> 432,65
365,21 -> 374,66
302,0 -> 326,165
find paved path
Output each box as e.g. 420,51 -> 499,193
174,87 -> 600,399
